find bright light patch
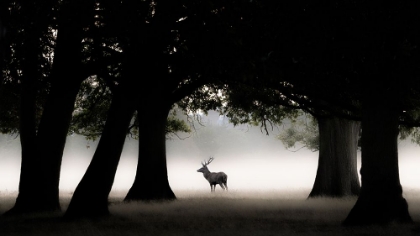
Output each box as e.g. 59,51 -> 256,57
398,141 -> 420,190
0,133 -> 419,194
167,148 -> 319,192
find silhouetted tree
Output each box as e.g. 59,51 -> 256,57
278,114 -> 361,198
124,0 -> 250,202
2,0 -> 57,214
65,80 -> 137,218
225,85 -> 362,198
66,0 -> 240,211
4,0 -> 97,215
224,0 -> 420,224
342,82 -> 414,225
309,116 -> 360,197
273,1 -> 420,225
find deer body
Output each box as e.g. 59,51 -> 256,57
197,157 -> 228,192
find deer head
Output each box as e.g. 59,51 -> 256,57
197,157 -> 214,173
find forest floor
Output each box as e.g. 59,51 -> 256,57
0,189 -> 419,236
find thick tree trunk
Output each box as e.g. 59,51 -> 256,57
343,92 -> 412,225
9,61 -> 83,214
124,102 -> 176,201
124,33 -> 175,201
309,116 -> 360,198
8,28 -> 42,214
6,2 -> 88,215
65,87 -> 136,218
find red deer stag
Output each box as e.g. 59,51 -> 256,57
197,157 -> 228,192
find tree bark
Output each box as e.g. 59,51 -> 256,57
124,101 -> 176,201
308,116 -> 360,198
343,91 -> 412,225
64,86 -> 136,218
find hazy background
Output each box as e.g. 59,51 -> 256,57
0,111 -> 419,195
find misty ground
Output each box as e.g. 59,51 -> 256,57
0,189 -> 419,236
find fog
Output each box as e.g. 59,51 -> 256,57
0,111 -> 420,195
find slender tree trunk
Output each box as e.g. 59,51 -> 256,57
65,86 -> 136,218
343,91 -> 412,225
124,102 -> 176,201
309,116 -> 360,198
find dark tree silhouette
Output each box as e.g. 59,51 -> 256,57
309,116 -> 360,198
65,82 -> 137,218
123,0 -> 246,202
225,87 -> 362,198
343,83 -> 413,225
11,8 -> 43,213
5,0 -> 96,215
223,0 -> 420,224
125,103 -> 176,201
277,114 -> 361,198
65,1 -> 244,213
278,1 -> 419,224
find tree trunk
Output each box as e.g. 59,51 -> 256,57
6,2 -> 88,215
4,6 -> 51,214
124,32 -> 176,201
9,58 -> 83,214
124,102 -> 176,201
309,116 -> 360,198
343,91 -> 412,225
8,26 -> 42,214
65,86 -> 136,218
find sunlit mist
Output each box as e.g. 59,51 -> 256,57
1,113 -> 420,195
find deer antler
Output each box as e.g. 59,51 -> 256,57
202,157 -> 214,166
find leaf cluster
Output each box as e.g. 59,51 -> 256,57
277,115 -> 319,152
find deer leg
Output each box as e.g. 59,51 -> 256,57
219,183 -> 225,190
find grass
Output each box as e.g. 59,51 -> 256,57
0,189 -> 419,236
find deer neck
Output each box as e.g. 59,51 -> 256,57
203,169 -> 211,179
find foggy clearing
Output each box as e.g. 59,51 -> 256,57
0,190 -> 420,236
1,113 -> 420,234
2,119 -> 420,192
